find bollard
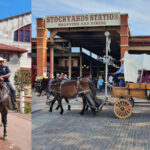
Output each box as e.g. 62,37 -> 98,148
20,89 -> 25,113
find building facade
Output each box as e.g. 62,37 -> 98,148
0,12 -> 31,86
32,12 -> 150,82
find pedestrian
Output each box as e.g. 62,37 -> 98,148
0,57 -> 17,109
109,74 -> 113,91
64,74 -> 69,80
59,73 -> 64,79
109,74 -> 113,85
97,76 -> 104,92
113,59 -> 124,85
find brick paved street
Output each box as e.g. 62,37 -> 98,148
32,91 -> 150,150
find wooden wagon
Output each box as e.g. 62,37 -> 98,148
111,83 -> 150,119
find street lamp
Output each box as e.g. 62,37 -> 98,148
104,31 -> 111,101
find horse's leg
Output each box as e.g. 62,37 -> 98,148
49,99 -> 56,112
85,105 -> 89,111
2,108 -> 8,140
55,104 -> 60,110
64,98 -> 71,111
80,97 -> 87,115
57,97 -> 64,115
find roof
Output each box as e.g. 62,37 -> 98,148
0,12 -> 31,22
0,43 -> 28,53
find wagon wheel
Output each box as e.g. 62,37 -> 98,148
147,90 -> 150,100
113,99 -> 132,119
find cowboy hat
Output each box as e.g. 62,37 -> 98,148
0,57 -> 6,63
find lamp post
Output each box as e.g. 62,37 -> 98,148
104,31 -> 111,101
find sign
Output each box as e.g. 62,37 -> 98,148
46,13 -> 120,28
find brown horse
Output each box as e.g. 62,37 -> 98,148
50,79 -> 99,115
35,78 -> 71,112
0,81 -> 10,140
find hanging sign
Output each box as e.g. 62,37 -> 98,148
46,13 -> 120,28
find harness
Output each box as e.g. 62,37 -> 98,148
43,78 -> 97,108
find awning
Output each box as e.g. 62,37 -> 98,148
0,43 -> 28,53
124,52 -> 150,83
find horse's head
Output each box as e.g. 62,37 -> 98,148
35,78 -> 49,96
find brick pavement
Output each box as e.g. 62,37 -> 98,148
32,92 -> 150,150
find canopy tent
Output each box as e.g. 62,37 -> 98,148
124,52 -> 150,83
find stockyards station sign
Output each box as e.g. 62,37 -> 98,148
46,13 -> 120,28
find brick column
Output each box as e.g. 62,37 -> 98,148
80,47 -> 82,77
36,18 -> 47,78
68,42 -> 72,79
49,43 -> 54,78
120,14 -> 129,59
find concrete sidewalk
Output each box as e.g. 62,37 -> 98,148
0,111 -> 31,150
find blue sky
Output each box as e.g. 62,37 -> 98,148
0,0 -> 31,19
32,0 -> 150,37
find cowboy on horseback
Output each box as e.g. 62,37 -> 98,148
0,57 -> 17,109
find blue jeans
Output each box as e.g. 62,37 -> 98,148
98,85 -> 103,92
6,82 -> 16,101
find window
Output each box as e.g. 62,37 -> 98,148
0,53 -> 9,61
14,24 -> 31,42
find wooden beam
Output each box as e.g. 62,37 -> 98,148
48,26 -> 120,33
50,44 -> 69,52
129,46 -> 150,51
54,53 -> 80,57
48,38 -> 68,43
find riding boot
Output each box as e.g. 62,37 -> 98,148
11,97 -> 17,109
13,102 -> 17,109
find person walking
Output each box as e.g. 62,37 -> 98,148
97,76 -> 104,92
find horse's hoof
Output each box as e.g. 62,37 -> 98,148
91,108 -> 96,116
3,136 -> 8,140
80,112 -> 84,115
49,110 -> 52,112
56,107 -> 59,110
68,106 -> 71,111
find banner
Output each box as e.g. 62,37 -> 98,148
46,13 -> 120,28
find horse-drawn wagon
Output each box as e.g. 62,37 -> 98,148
110,52 -> 150,119
35,32 -> 150,120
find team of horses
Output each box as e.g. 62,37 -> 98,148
35,78 -> 102,115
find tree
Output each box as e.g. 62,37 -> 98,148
14,69 -> 31,91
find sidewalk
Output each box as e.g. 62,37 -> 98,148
0,111 -> 31,150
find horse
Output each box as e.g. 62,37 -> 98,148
0,81 -> 10,140
47,78 -> 100,115
35,78 -> 101,115
35,78 -> 71,112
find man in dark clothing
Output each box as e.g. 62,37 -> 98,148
0,57 -> 17,109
